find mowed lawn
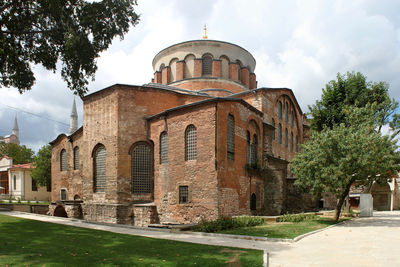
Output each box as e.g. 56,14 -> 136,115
218,217 -> 346,239
0,214 -> 263,266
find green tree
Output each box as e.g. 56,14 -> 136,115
1,0 -> 139,97
309,71 -> 393,131
0,143 -> 34,164
291,106 -> 400,221
31,145 -> 51,187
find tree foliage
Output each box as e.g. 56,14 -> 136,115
291,106 -> 400,221
0,0 -> 139,97
308,72 -> 396,132
0,143 -> 34,164
31,145 -> 51,187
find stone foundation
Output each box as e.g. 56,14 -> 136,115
133,203 -> 159,227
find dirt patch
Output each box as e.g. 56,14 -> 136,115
220,248 -> 246,267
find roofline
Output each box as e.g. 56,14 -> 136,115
49,126 -> 83,145
146,97 -> 264,121
152,39 -> 256,69
230,87 -> 304,115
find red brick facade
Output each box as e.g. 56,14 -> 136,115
50,39 -> 316,225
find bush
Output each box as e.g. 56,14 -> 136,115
277,213 -> 317,223
195,216 -> 265,233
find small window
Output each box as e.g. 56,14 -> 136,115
60,149 -> 67,171
32,178 -> 37,191
73,146 -> 79,170
60,189 -> 67,201
202,55 -> 212,76
185,125 -> 197,161
278,124 -> 282,144
13,175 -> 16,190
179,186 -> 189,203
284,102 -> 289,122
160,132 -> 168,164
278,102 -> 282,119
227,114 -> 235,161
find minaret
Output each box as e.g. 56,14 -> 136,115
12,115 -> 19,140
69,98 -> 78,134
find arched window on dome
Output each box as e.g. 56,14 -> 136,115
202,55 -> 212,76
236,60 -> 243,81
284,102 -> 289,122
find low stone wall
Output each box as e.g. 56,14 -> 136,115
133,203 -> 159,227
285,178 -> 318,213
0,203 -> 49,214
81,203 -> 132,224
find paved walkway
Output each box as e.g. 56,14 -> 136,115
1,210 -> 399,266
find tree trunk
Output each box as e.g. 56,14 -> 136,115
334,185 -> 352,221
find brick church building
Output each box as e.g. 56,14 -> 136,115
50,37 -> 317,226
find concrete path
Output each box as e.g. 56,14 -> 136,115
1,210 -> 399,266
270,211 -> 400,267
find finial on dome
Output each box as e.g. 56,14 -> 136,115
202,24 -> 208,39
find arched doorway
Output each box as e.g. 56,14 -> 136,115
250,193 -> 257,211
371,183 -> 391,211
54,205 -> 68,217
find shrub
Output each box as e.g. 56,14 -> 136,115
277,213 -> 317,223
195,216 -> 265,233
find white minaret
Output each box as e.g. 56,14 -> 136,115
69,98 -> 78,134
12,115 -> 19,140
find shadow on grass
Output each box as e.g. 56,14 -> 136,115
0,214 -> 262,266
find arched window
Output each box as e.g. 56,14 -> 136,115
132,143 -> 153,194
73,146 -> 79,170
60,149 -> 67,171
284,128 -> 288,147
290,132 -> 294,152
278,102 -> 282,119
160,132 -> 168,164
284,102 -> 289,122
272,119 -> 275,140
250,193 -> 256,211
296,135 -> 299,152
246,131 -> 250,164
93,145 -> 106,192
250,134 -> 258,165
227,114 -> 235,161
202,55 -> 212,76
185,125 -> 197,160
278,124 -> 282,144
291,111 -> 294,126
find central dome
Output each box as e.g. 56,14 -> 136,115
151,40 -> 258,96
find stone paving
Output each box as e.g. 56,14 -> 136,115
1,210 -> 399,267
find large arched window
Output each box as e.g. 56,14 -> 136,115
284,102 -> 289,122
132,143 -> 153,194
246,131 -> 250,164
73,146 -> 79,170
278,124 -> 282,144
60,149 -> 67,171
93,145 -> 106,192
278,102 -> 282,119
185,125 -> 197,160
202,55 -> 212,76
250,134 -> 258,165
160,132 -> 168,164
227,114 -> 235,161
291,111 -> 294,126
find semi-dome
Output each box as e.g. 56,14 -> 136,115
151,39 -> 258,96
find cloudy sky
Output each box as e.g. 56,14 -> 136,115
1,0 -> 400,152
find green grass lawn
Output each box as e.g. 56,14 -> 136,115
0,214 -> 263,266
218,217 -> 348,239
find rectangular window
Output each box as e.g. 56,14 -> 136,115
31,178 -> 37,191
61,189 -> 67,201
179,186 -> 189,204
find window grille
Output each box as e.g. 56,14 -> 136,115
179,186 -> 189,203
227,114 -> 235,160
73,146 -> 79,170
185,125 -> 197,160
284,102 -> 289,122
94,145 -> 106,192
278,102 -> 282,119
278,124 -> 282,144
60,149 -> 67,171
202,55 -> 212,75
61,189 -> 66,200
32,178 -> 37,191
272,119 -> 275,140
284,129 -> 288,147
160,132 -> 168,164
132,143 -> 153,194
246,131 -> 250,164
250,134 -> 258,165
